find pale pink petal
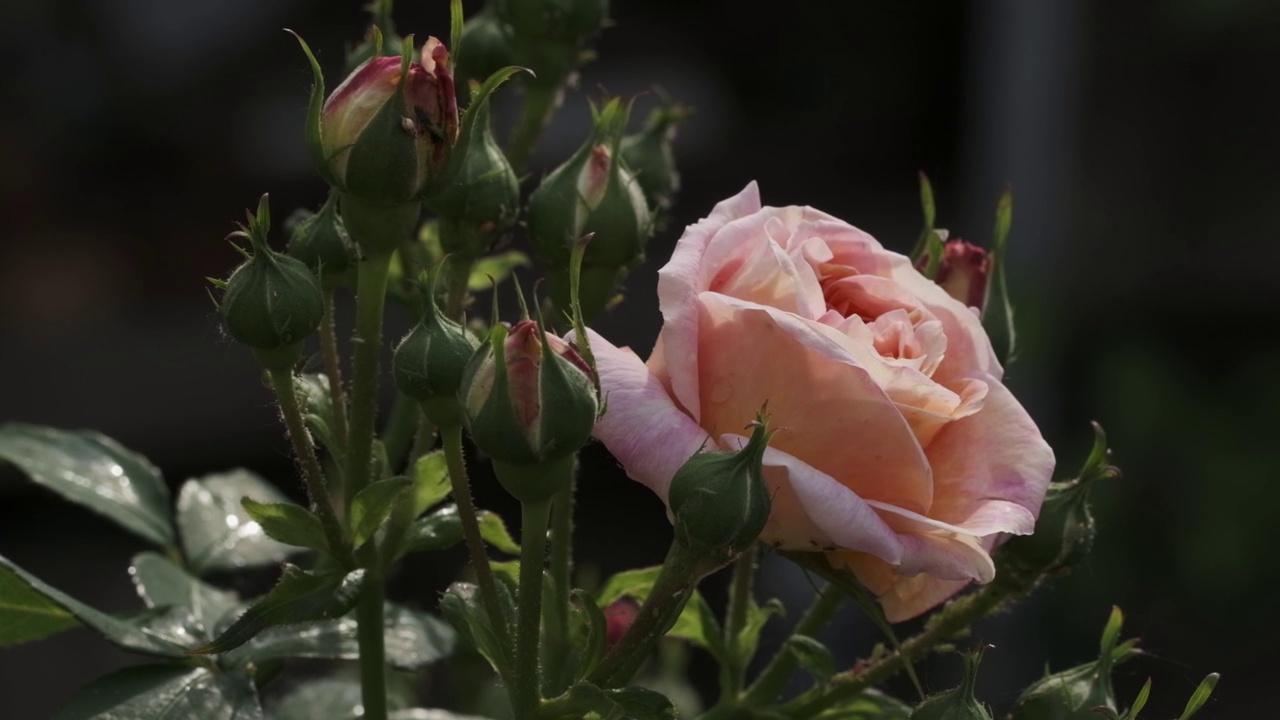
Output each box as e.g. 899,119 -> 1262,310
829,533 -> 994,622
719,433 -> 904,563
656,182 -> 763,422
572,329 -> 710,500
694,293 -> 933,514
925,374 -> 1055,535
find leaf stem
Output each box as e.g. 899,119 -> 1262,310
719,545 -> 757,702
513,498 -> 553,719
319,287 -> 351,460
739,585 -> 844,707
441,425 -> 513,663
355,547 -> 388,720
345,250 -> 393,506
266,366 -> 349,564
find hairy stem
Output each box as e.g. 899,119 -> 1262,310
543,472 -> 576,693
355,545 -> 388,720
319,289 -> 350,461
344,250 -> 393,506
513,499 -> 553,719
718,545 -> 758,702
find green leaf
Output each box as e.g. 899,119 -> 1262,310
0,561 -> 79,646
981,188 -> 1016,365
814,689 -> 912,719
176,469 -> 297,575
410,450 -> 453,516
55,664 -> 262,720
1120,678 -> 1152,720
402,504 -> 467,554
597,566 -> 719,652
468,250 -> 531,291
478,510 -> 521,555
129,552 -> 239,641
191,564 -> 365,655
552,683 -> 677,720
351,476 -> 414,547
737,598 -> 785,670
0,424 -> 174,548
0,553 -> 185,656
240,498 -> 330,553
786,634 -> 836,687
441,581 -> 514,678
1178,672 -> 1219,720
224,602 -> 454,671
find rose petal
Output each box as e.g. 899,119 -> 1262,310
572,329 -> 711,500
657,182 -> 763,423
924,374 -> 1055,535
695,293 -> 933,514
829,533 -> 995,622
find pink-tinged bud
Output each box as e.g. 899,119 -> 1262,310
580,145 -> 613,210
460,320 -> 599,501
603,598 -> 638,647
321,37 -> 459,203
933,239 -> 989,310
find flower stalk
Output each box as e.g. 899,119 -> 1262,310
513,497 -> 553,719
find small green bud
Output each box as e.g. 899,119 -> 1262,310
392,269 -> 481,428
669,409 -> 773,558
285,193 -> 355,278
996,422 -> 1120,588
619,102 -> 687,214
491,0 -> 607,80
455,10 -> 514,92
911,653 -> 993,720
425,98 -> 520,258
528,98 -> 652,320
218,195 -> 325,369
1010,607 -> 1133,720
460,319 -> 598,502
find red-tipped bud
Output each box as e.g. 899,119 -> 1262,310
321,38 -> 459,204
933,239 -> 989,310
603,598 -> 638,648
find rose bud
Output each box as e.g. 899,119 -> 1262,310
620,102 -> 686,215
321,37 -> 459,207
1010,607 -> 1135,720
603,598 -> 638,648
933,239 -> 989,310
392,270 -> 481,428
910,653 -> 993,720
454,9 -> 514,94
460,319 -> 599,502
215,195 -> 324,370
996,423 -> 1119,589
491,0 -> 607,80
285,192 -> 354,280
668,411 -> 774,560
528,98 -> 653,322
424,97 -> 520,260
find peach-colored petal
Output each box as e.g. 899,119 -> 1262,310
924,374 -> 1055,535
832,551 -> 975,623
694,293 -> 933,513
702,211 -> 826,320
572,329 -> 711,500
718,433 -> 904,563
656,182 -> 763,423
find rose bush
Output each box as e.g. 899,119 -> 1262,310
580,182 -> 1054,621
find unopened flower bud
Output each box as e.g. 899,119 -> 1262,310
460,320 -> 598,501
491,0 -> 607,80
285,193 -> 355,279
425,98 -> 520,259
668,411 -> 774,558
217,195 -> 325,370
454,10 -> 514,92
392,272 -> 481,428
528,99 -> 652,321
933,240 -> 989,310
1010,607 -> 1131,720
620,103 -> 686,214
603,598 -> 638,648
911,653 -> 993,720
321,37 -> 459,205
996,423 -> 1119,588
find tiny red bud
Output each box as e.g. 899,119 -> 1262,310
604,598 -> 638,647
933,239 -> 989,310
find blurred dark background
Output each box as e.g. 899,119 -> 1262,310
2,0 -> 1277,717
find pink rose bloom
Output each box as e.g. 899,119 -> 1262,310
580,182 -> 1054,622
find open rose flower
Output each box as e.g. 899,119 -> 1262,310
580,182 -> 1054,622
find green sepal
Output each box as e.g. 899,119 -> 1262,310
981,188 -> 1015,365
349,475 -> 414,548
286,30 -> 336,187
785,635 -> 837,688
1178,673 -> 1219,720
343,91 -> 423,205
570,589 -> 609,680
909,171 -> 944,275
1008,606 -> 1135,720
449,0 -> 464,70
910,652 -> 992,720
189,565 -> 366,655
241,497 -> 332,553
425,97 -> 520,251
422,65 -> 532,201
1119,679 -> 1152,720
